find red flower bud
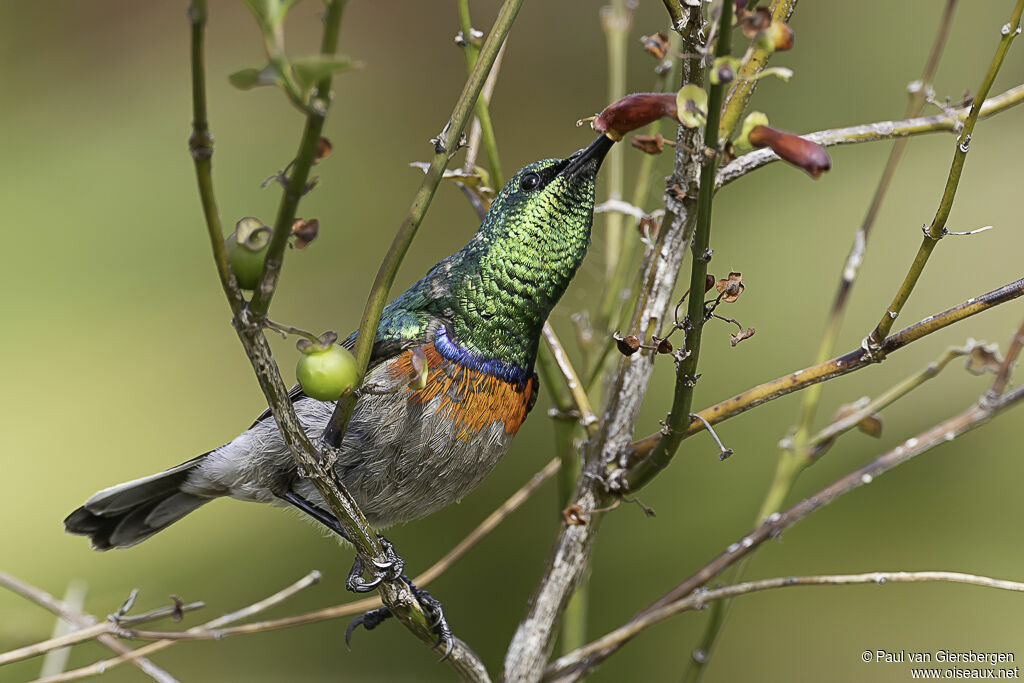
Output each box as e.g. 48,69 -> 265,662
747,125 -> 831,178
593,93 -> 677,141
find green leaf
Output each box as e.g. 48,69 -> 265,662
291,55 -> 360,90
228,64 -> 281,90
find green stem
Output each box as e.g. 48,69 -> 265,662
717,0 -> 796,143
599,0 -> 632,284
456,0 -> 504,187
323,0 -> 523,448
867,0 -> 1024,347
626,0 -> 734,491
249,0 -> 348,318
188,0 -> 244,316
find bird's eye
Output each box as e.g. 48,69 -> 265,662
519,172 -> 542,192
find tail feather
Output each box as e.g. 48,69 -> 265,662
65,454 -> 212,550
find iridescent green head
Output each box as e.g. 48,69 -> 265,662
447,136 -> 613,369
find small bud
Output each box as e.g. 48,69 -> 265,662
593,93 -> 678,141
857,413 -> 883,438
290,218 -> 319,249
641,32 -> 670,60
631,133 -> 666,154
747,125 -> 831,178
710,57 -> 740,86
675,84 -> 709,128
705,274 -> 716,293
315,137 -> 332,163
657,338 -> 674,354
616,334 -> 642,356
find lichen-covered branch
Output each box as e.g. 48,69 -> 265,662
502,7 -> 709,680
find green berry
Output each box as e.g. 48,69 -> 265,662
226,217 -> 270,290
296,345 -> 359,401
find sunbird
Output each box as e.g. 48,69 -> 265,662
65,134 -> 612,645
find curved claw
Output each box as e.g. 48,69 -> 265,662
345,607 -> 392,648
344,615 -> 365,648
346,574 -> 383,593
434,633 -> 455,661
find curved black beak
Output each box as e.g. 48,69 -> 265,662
560,134 -> 615,178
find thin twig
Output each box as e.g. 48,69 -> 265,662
462,41 -> 507,177
542,325 -> 598,433
624,277 -> 1024,462
456,0 -> 503,187
0,598 -> 203,666
806,342 -> 980,457
989,316 -> 1024,397
31,572 -> 322,683
547,382 -> 1024,680
598,0 -> 633,284
39,581 -> 87,679
716,83 -> 1024,189
865,0 -> 1024,349
0,571 -> 178,683
546,571 -> 1024,680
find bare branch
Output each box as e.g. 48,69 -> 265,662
32,572 -> 322,683
625,277 -> 1024,462
551,382 -> 1024,679
547,571 -> 1024,680
0,571 -> 178,683
542,324 -> 598,432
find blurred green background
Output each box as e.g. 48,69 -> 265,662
2,2 -> 1023,681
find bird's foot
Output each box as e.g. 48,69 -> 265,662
345,535 -> 405,593
345,575 -> 454,660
